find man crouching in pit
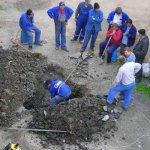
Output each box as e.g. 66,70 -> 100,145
44,79 -> 71,108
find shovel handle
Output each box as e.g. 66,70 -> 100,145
102,36 -> 112,56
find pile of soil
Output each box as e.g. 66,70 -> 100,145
0,48 -> 47,127
0,47 -> 123,149
29,95 -> 122,146
0,47 -> 89,127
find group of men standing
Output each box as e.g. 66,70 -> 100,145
19,1 -> 149,110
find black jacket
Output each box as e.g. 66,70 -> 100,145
133,35 -> 149,62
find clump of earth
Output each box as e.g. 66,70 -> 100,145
28,94 -> 122,148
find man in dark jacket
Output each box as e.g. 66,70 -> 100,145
120,19 -> 137,54
133,29 -> 149,83
44,79 -> 71,108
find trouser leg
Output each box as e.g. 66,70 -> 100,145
90,31 -> 98,49
61,23 -> 67,48
55,24 -> 61,48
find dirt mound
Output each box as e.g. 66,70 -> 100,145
0,47 -> 88,127
0,48 -> 47,127
28,95 -> 122,146
15,0 -> 51,11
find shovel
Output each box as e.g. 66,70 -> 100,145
99,35 -> 112,65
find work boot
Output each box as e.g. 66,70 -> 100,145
62,47 -> 69,52
79,40 -> 83,44
55,47 -> 59,50
80,48 -> 85,53
70,38 -> 77,41
34,42 -> 43,46
99,57 -> 105,65
28,46 -> 32,50
90,47 -> 95,51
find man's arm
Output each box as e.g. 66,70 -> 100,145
134,63 -> 141,73
94,11 -> 103,23
134,38 -> 149,57
113,68 -> 123,86
66,7 -> 74,21
20,18 -> 32,32
47,7 -> 55,19
75,3 -> 81,19
107,11 -> 114,24
127,26 -> 137,39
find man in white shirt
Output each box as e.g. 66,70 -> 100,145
107,56 -> 141,110
107,7 -> 129,30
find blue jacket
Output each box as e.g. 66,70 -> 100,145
107,11 -> 129,26
76,2 -> 93,20
47,6 -> 74,24
19,13 -> 34,32
48,80 -> 71,98
122,24 -> 137,46
86,9 -> 103,32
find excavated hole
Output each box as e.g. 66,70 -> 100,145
0,48 -> 121,149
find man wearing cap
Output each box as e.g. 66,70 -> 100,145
99,23 -> 122,63
19,9 -> 42,50
80,2 -> 103,53
106,56 -> 141,110
44,79 -> 71,108
133,29 -> 149,83
47,2 -> 73,52
71,0 -> 93,43
120,19 -> 137,54
107,7 -> 129,30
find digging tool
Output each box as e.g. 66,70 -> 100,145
11,38 -> 31,52
64,51 -> 94,83
99,35 -> 112,65
4,127 -> 68,133
11,30 -> 32,52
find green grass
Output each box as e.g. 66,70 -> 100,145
0,5 -> 3,10
136,82 -> 150,99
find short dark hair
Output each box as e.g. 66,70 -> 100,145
94,3 -> 100,10
26,9 -> 33,16
118,55 -> 126,64
112,23 -> 119,28
115,7 -> 122,14
138,29 -> 146,36
124,47 -> 132,51
126,19 -> 133,24
44,79 -> 52,88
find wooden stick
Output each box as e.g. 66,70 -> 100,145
11,39 -> 31,52
102,35 -> 112,56
64,60 -> 81,83
6,127 -> 68,133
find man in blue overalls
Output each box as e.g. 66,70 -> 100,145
71,0 -> 93,43
44,79 -> 71,108
19,9 -> 42,50
47,2 -> 73,52
80,3 -> 103,52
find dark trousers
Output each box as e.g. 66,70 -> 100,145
99,39 -> 118,63
120,43 -> 127,55
135,57 -> 144,82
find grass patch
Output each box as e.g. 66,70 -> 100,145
136,82 -> 150,99
0,5 -> 3,10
